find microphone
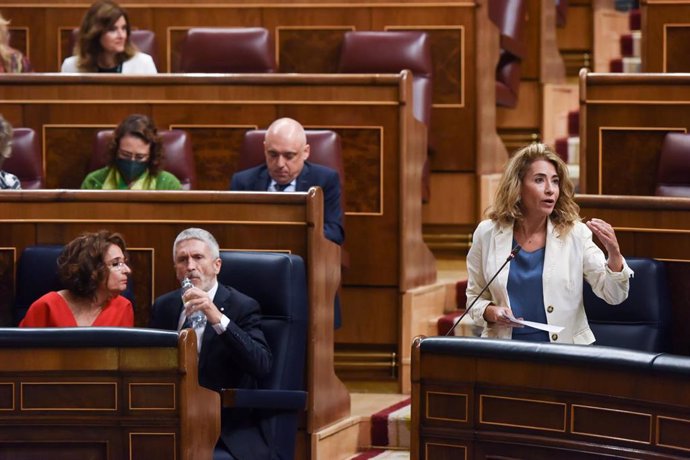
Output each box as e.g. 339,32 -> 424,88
444,244 -> 521,336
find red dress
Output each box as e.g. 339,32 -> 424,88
19,291 -> 134,327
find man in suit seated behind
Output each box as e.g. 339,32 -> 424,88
229,117 -> 344,245
149,227 -> 272,460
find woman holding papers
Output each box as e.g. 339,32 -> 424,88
466,143 -> 633,344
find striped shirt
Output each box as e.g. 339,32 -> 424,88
0,170 -> 21,189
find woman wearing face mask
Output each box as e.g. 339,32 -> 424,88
61,0 -> 156,74
81,114 -> 181,190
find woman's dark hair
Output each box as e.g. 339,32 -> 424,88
75,0 -> 137,72
57,230 -> 127,299
108,114 -> 163,175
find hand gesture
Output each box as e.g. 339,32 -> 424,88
586,218 -> 624,271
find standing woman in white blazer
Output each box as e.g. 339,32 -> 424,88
61,0 -> 157,74
466,143 -> 634,344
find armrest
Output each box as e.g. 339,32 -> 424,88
221,388 -> 307,411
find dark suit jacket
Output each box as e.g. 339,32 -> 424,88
230,162 -> 345,245
149,283 -> 273,459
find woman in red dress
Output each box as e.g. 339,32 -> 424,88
20,230 -> 134,327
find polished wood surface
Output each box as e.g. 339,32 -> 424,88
576,194 -> 690,355
496,0 -> 566,150
411,336 -> 690,460
579,70 -> 690,195
0,189 -> 349,439
0,73 -> 437,368
642,0 -> 690,72
0,329 -> 219,459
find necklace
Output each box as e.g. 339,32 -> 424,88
517,223 -> 544,247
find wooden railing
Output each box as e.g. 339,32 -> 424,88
0,328 -> 219,459
411,336 -> 690,459
642,0 -> 690,72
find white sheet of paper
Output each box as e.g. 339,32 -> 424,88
503,311 -> 564,334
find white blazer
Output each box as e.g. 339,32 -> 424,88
466,219 -> 634,344
60,52 -> 157,74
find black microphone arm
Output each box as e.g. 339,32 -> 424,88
444,244 -> 522,337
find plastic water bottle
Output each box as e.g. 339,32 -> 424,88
181,277 -> 207,330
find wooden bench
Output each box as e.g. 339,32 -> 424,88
0,327 -> 218,459
411,335 -> 690,459
0,188 -> 347,456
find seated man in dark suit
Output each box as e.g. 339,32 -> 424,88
149,227 -> 272,460
229,117 -> 344,245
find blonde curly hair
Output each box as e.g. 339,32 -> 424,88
487,142 -> 580,234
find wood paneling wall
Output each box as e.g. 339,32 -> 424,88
642,0 -> 690,72
579,71 -> 690,195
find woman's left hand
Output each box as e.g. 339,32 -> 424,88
586,218 -> 624,271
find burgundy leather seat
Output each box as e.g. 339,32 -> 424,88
338,31 -> 432,128
91,129 -> 197,190
176,27 -> 276,73
69,29 -> 159,68
655,132 -> 690,197
490,0 -> 527,108
3,128 -> 44,189
337,31 -> 432,201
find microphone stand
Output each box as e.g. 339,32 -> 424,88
444,245 -> 521,337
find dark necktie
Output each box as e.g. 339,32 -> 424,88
275,183 -> 290,192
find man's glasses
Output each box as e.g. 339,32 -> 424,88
117,148 -> 149,163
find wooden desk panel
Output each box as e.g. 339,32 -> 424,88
0,329 -> 218,460
411,337 -> 690,460
642,0 -> 690,72
0,189 -> 349,437
579,71 -> 690,195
